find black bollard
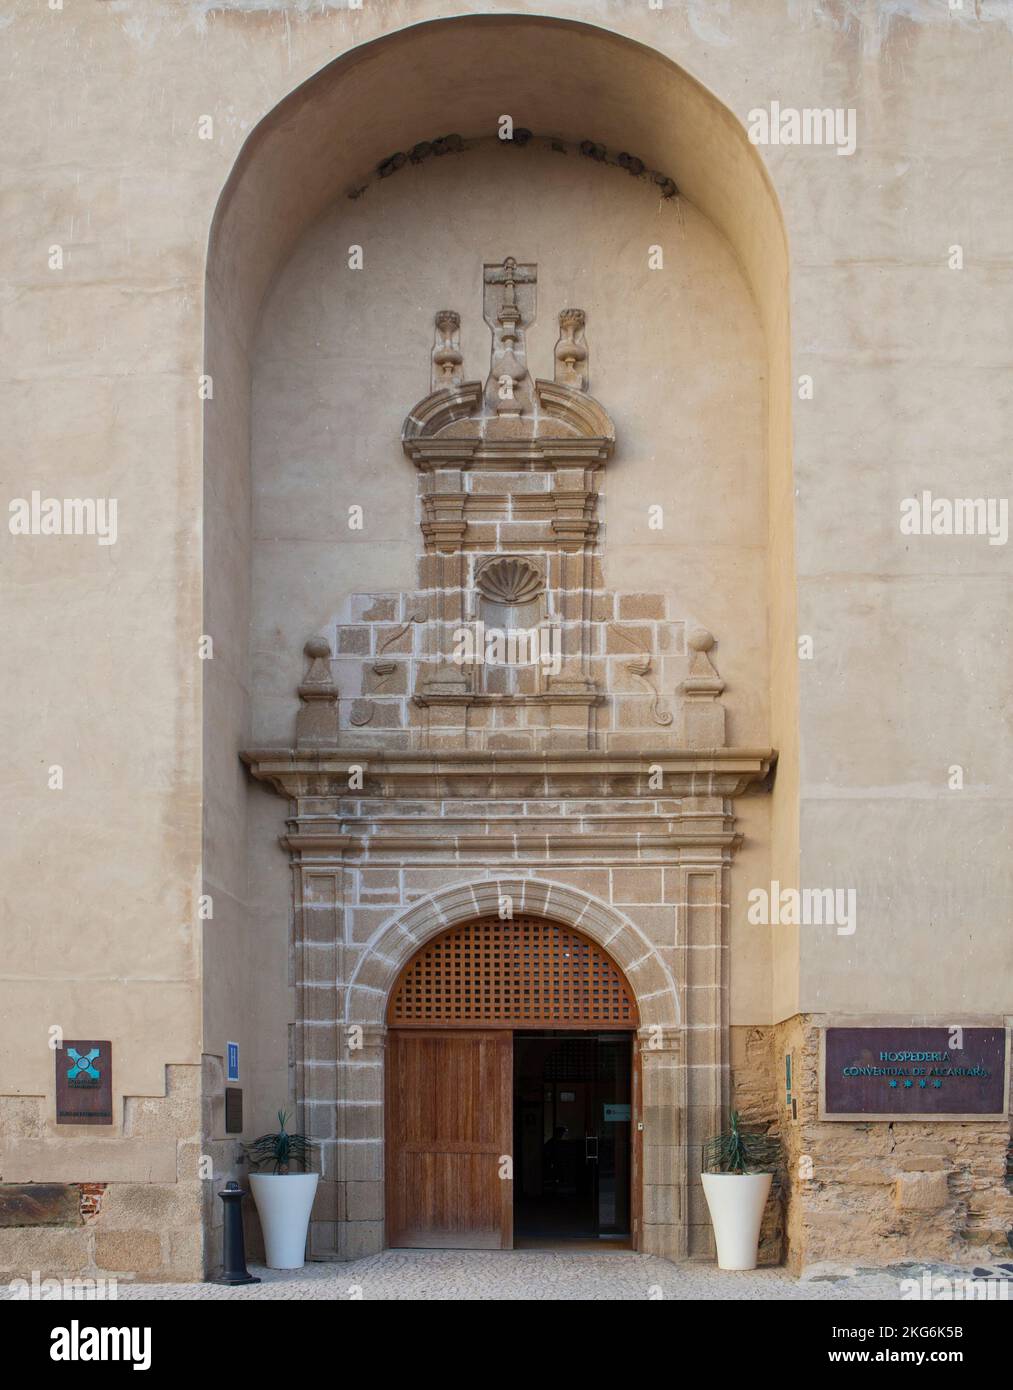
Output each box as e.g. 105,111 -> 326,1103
213,1180 -> 261,1285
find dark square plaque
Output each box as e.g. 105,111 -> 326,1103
822,1027 -> 1008,1120
56,1040 -> 113,1125
225,1087 -> 243,1134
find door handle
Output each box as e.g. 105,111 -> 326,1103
585,1134 -> 598,1162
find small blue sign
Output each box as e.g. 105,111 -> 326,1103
226,1042 -> 240,1082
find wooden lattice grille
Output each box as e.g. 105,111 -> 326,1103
387,916 -> 638,1027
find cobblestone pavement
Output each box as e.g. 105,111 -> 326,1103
11,1251 -> 1009,1301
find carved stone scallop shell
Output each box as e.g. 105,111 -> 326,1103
475,556 -> 543,605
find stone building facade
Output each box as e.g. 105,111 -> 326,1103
2,2 -> 1010,1283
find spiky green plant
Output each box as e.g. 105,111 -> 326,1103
244,1110 -> 316,1174
703,1109 -> 780,1175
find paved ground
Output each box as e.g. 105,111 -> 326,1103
17,1250 -> 1010,1301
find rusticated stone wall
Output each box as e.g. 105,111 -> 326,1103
729,1023 -> 785,1266
773,1017 -> 1013,1273
0,1067 -> 206,1283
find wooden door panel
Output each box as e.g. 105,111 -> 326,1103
387,1029 -> 512,1249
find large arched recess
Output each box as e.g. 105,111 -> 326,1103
201,14 -> 798,1057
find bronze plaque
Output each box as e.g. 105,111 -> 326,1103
55,1040 -> 113,1125
225,1087 -> 243,1134
823,1027 -> 1008,1119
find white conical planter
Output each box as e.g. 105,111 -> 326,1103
701,1172 -> 772,1270
248,1173 -> 319,1270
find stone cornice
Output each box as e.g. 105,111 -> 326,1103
403,434 -> 613,469
241,747 -> 776,800
401,380 -> 615,462
282,830 -> 743,858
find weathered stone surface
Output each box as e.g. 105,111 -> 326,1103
0,1185 -> 81,1228
123,1065 -> 201,1140
97,1182 -> 202,1231
729,1025 -> 784,1265
95,1230 -> 163,1275
772,1016 -> 1013,1272
1,1141 -> 177,1185
0,1097 -> 44,1141
0,1227 -> 90,1278
894,1172 -> 950,1212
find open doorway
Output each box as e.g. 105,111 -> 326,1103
513,1031 -> 633,1246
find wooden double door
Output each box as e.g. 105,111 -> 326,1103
386,1028 -> 635,1249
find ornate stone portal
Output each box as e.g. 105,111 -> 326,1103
243,258 -> 775,1261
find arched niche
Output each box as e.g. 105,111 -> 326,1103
200,17 -> 796,1207
202,9 -> 795,882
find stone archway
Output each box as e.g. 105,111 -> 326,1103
340,879 -> 685,1261
348,878 -> 680,1027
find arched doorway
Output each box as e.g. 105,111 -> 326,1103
385,915 -> 641,1250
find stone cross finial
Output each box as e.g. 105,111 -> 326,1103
483,256 -> 536,416
295,636 -> 339,748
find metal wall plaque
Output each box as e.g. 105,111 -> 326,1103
822,1027 -> 1008,1120
225,1087 -> 243,1134
55,1040 -> 113,1125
